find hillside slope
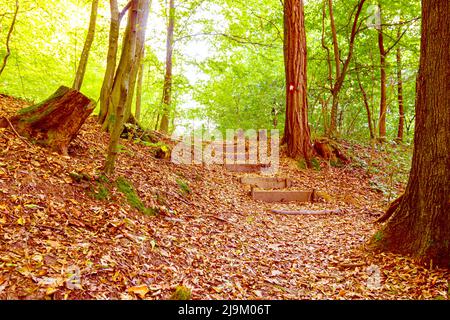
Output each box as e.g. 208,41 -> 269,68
0,95 -> 448,299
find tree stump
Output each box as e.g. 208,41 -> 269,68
5,86 -> 94,155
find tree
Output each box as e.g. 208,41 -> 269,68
372,0 -> 450,267
396,27 -> 405,142
159,0 -> 175,134
282,0 -> 313,160
98,0 -> 120,126
377,4 -> 387,141
72,0 -> 99,91
0,0 -> 19,78
324,0 -> 366,137
104,0 -> 150,174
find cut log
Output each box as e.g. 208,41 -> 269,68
6,86 -> 94,155
271,209 -> 342,215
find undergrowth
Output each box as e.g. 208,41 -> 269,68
116,176 -> 157,216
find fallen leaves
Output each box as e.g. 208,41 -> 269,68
127,285 -> 149,299
0,95 -> 449,300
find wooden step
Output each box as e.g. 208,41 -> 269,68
241,177 -> 291,189
225,164 -> 269,173
251,189 -> 313,203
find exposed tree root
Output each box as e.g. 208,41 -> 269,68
375,194 -> 404,223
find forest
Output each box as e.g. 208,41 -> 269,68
0,0 -> 448,301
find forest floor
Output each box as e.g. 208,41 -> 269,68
0,94 -> 449,300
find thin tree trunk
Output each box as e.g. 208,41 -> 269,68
283,0 -> 313,161
135,54 -> 145,122
0,0 -> 19,78
321,0 -> 332,135
72,0 -> 99,91
104,0 -> 139,175
99,0 -> 120,125
372,0 -> 450,267
356,69 -> 374,139
396,28 -> 405,142
159,0 -> 175,133
328,0 -> 340,136
101,0 -> 149,133
326,0 -> 366,137
377,5 -> 387,141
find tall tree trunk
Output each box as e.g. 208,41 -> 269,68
104,0 -> 150,174
159,0 -> 175,134
135,54 -> 145,122
377,5 -> 387,141
321,0 -> 332,135
325,0 -> 366,137
0,0 -> 19,78
372,0 -> 450,268
283,0 -> 313,161
356,68 -> 374,140
101,0 -> 149,133
98,0 -> 120,125
396,28 -> 405,142
328,0 -> 340,137
72,0 -> 99,91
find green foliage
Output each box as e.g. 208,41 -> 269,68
0,0 -> 420,144
170,285 -> 192,300
116,177 -> 156,216
373,231 -> 384,242
330,159 -> 344,168
90,184 -> 110,201
176,178 -> 191,196
297,159 -> 307,170
310,157 -> 321,171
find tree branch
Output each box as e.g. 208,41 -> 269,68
0,0 -> 19,77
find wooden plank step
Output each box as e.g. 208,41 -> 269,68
251,189 -> 313,203
241,177 -> 291,189
225,164 -> 268,173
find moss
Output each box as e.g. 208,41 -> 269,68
170,286 -> 192,300
297,159 -> 307,170
311,157 -> 321,171
90,184 -> 110,201
373,231 -> 384,242
176,178 -> 191,195
116,177 -> 156,216
330,158 -> 344,168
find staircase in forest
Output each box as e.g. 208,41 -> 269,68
222,148 -> 314,203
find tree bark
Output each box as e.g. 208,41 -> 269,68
2,86 -> 94,155
100,0 -> 149,133
104,0 -> 140,175
327,0 -> 340,137
159,0 -> 175,134
396,28 -> 405,142
283,0 -> 313,161
98,0 -> 120,125
372,0 -> 450,267
0,0 -> 19,78
377,5 -> 387,141
356,67 -> 374,140
72,0 -> 99,91
135,55 -> 145,122
325,0 -> 366,137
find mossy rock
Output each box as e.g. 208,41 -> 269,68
170,286 -> 192,300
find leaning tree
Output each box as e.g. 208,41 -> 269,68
373,0 -> 450,267
282,0 -> 313,161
